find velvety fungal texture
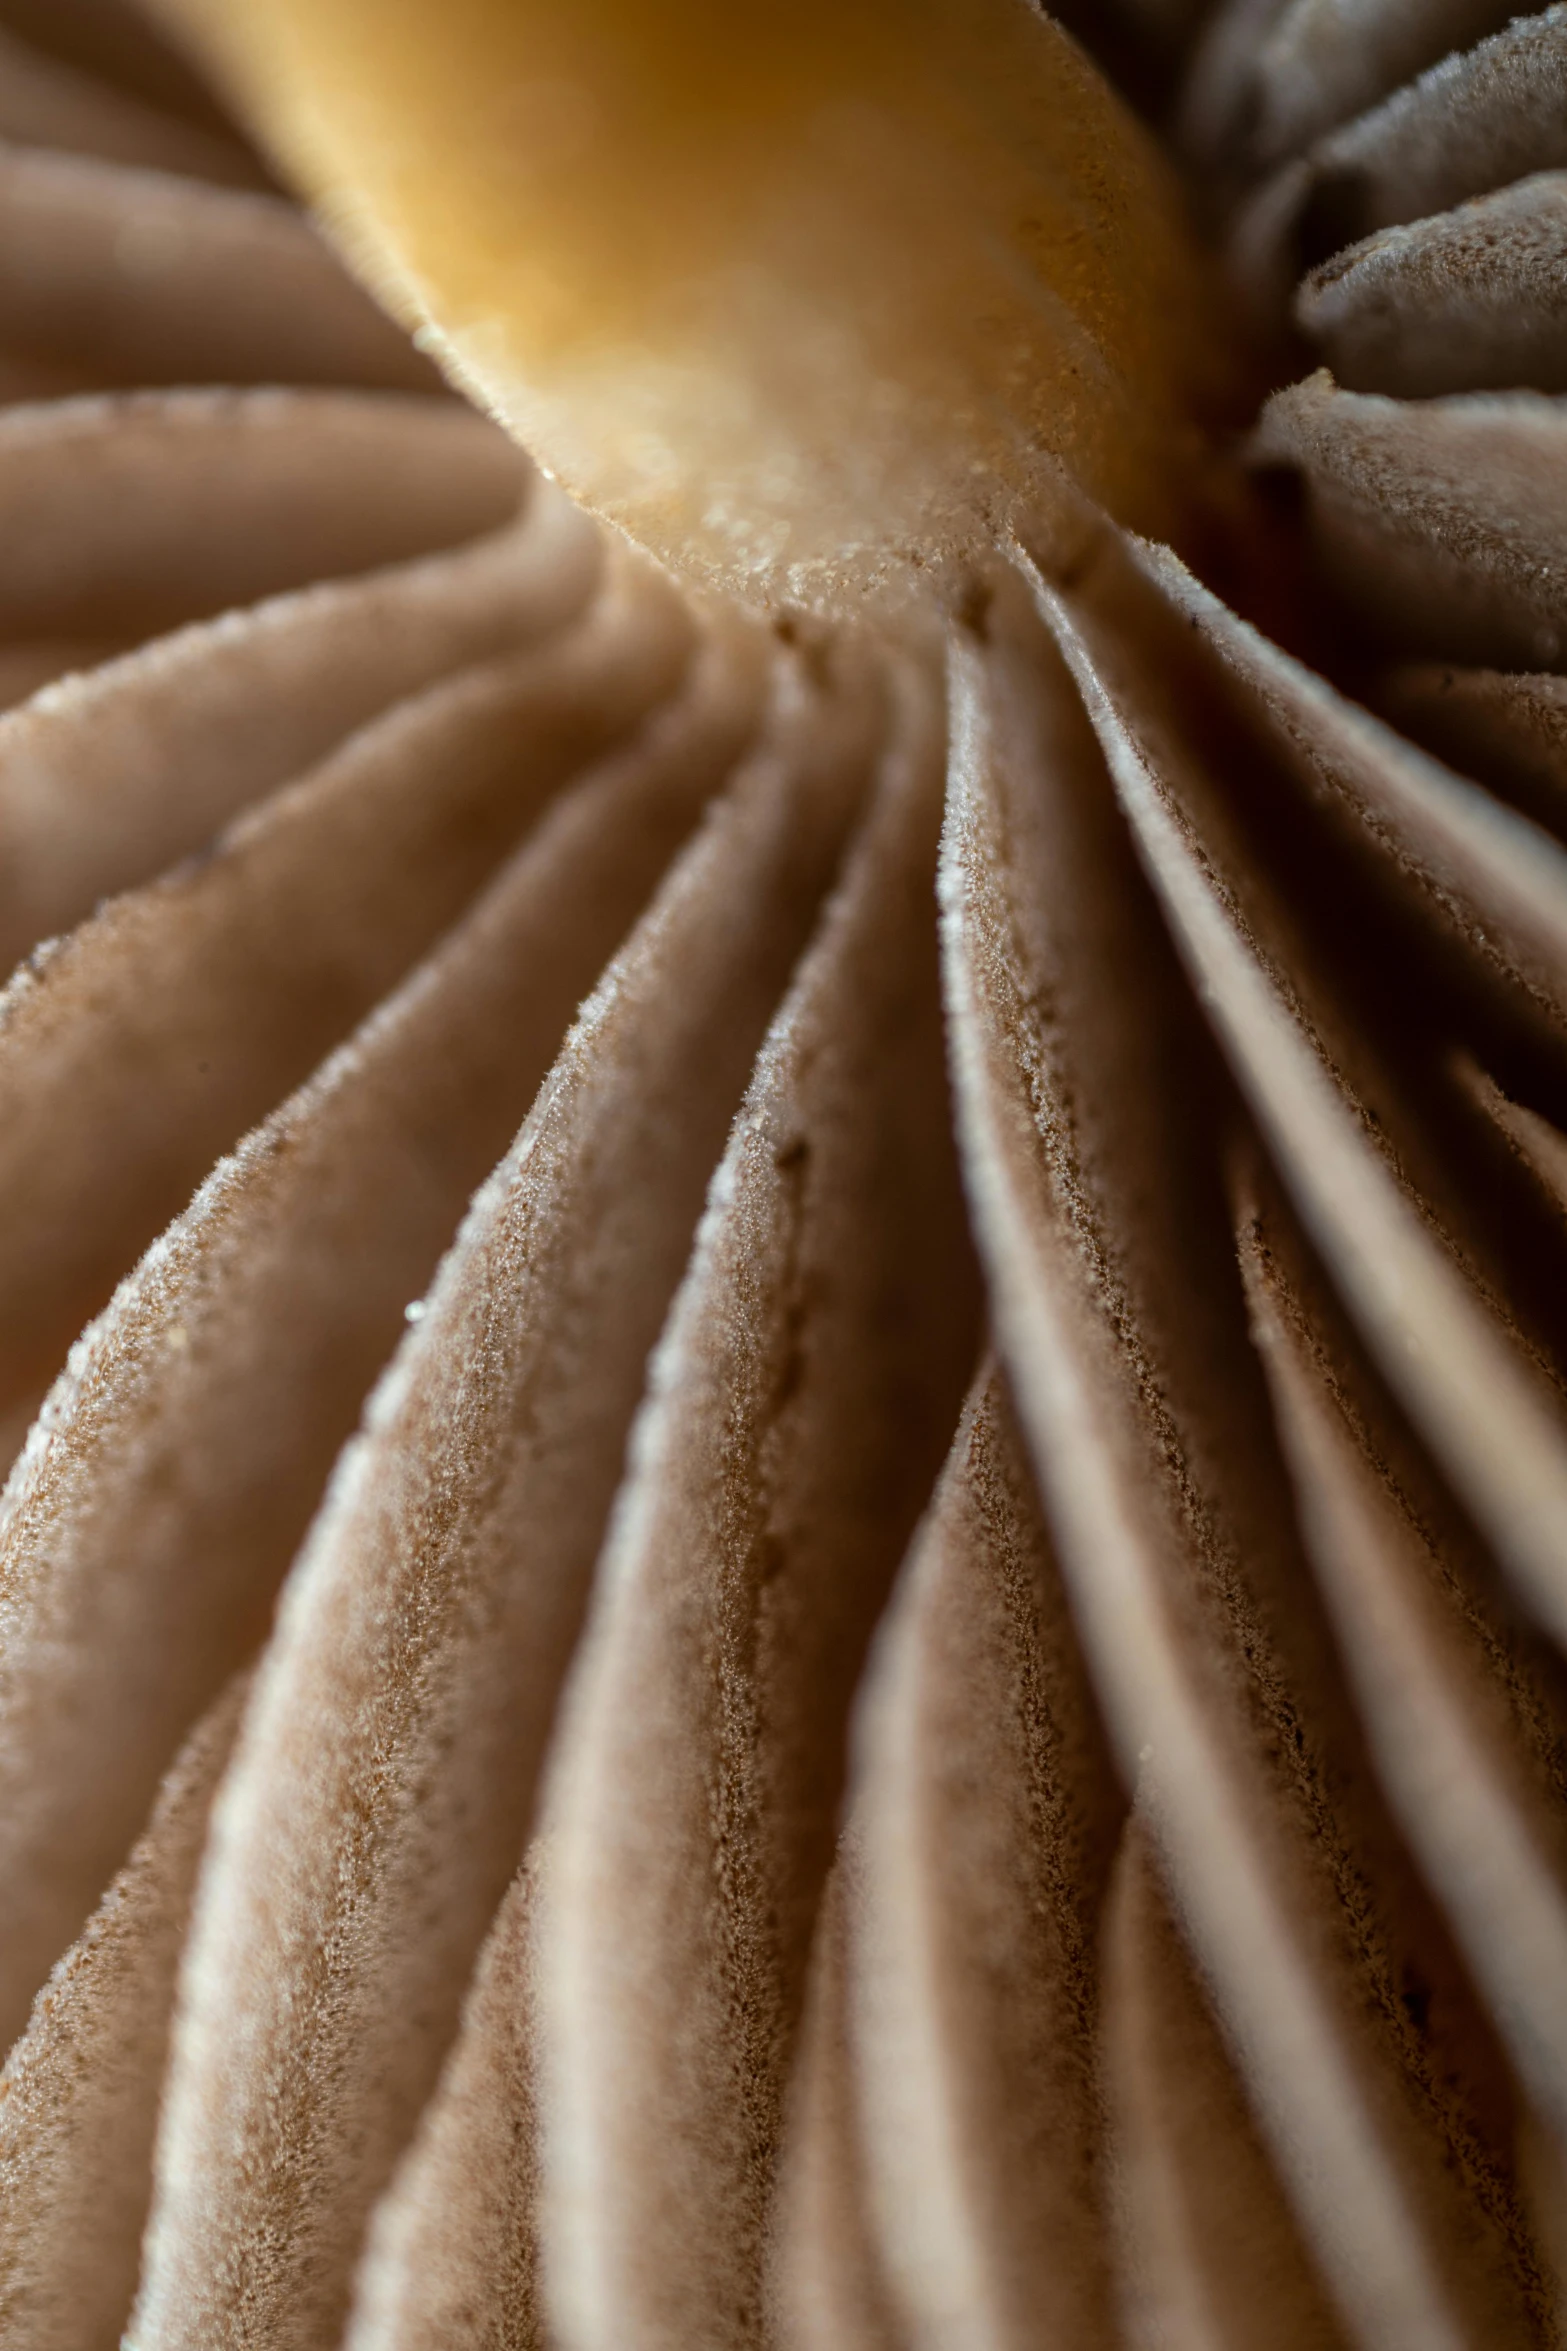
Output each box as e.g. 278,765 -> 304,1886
1,3 -> 1567,2350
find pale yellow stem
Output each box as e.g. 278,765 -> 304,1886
151,0 -> 1237,606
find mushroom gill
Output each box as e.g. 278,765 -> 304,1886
0,6 -> 1566,2351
